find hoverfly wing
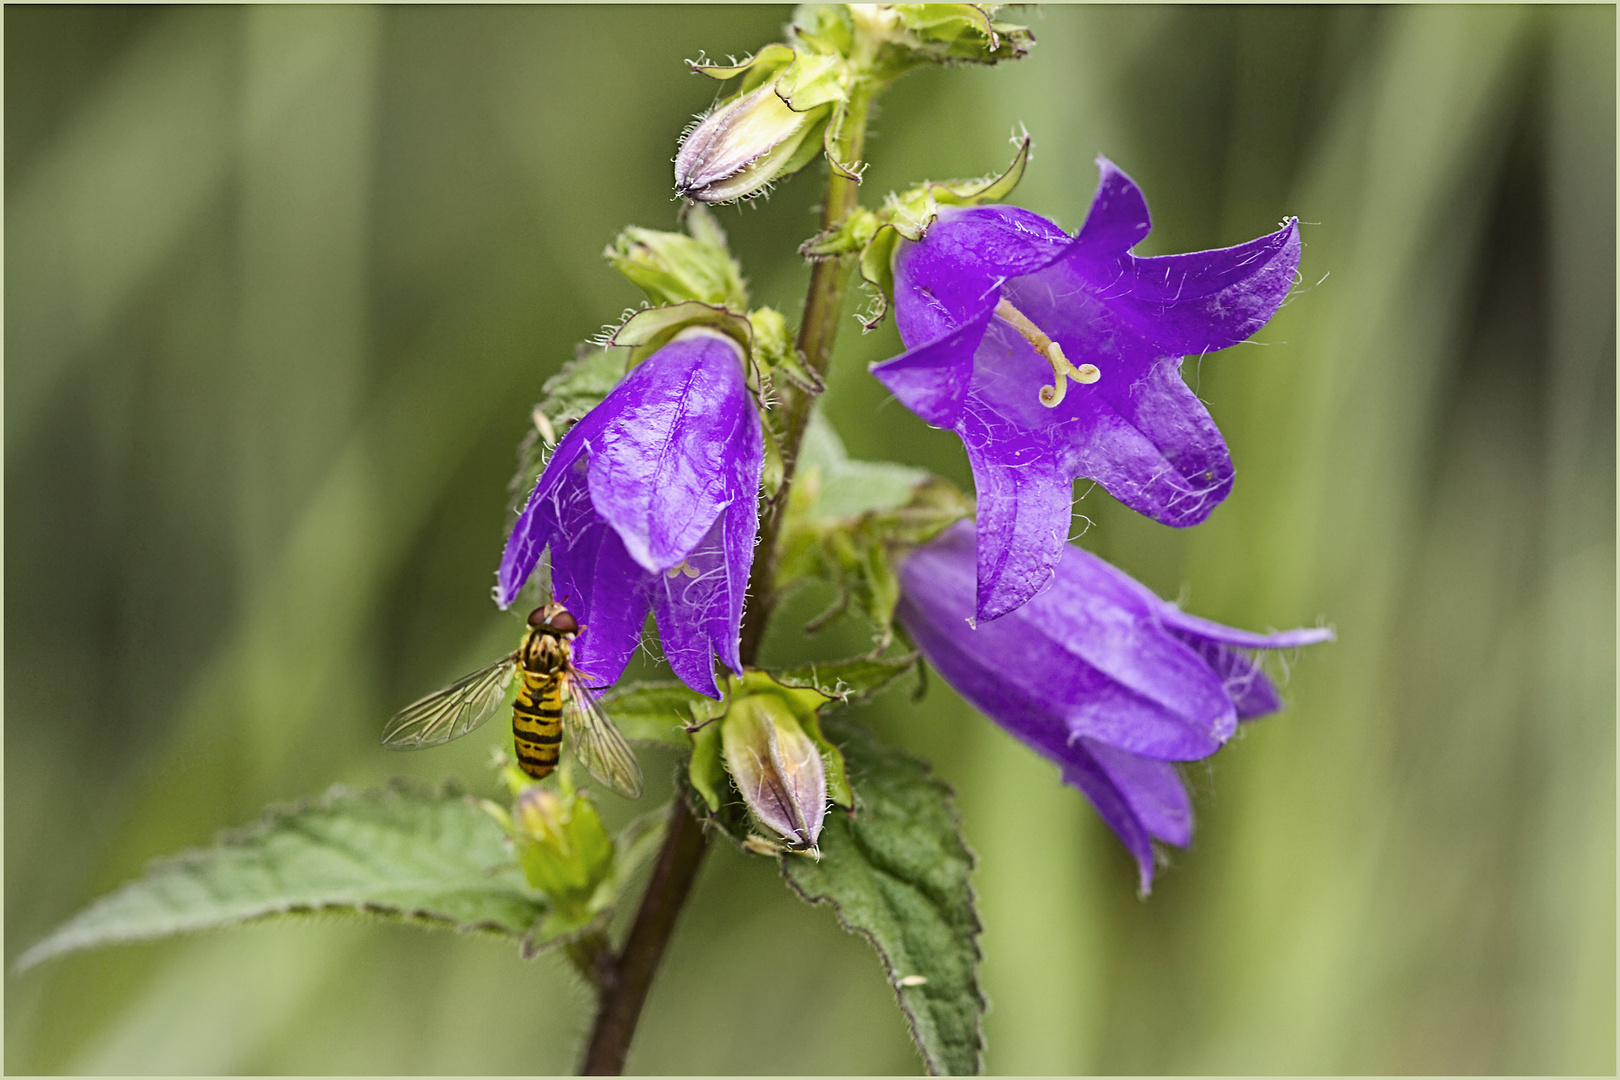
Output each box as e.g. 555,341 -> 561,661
381,652 -> 519,749
560,675 -> 644,799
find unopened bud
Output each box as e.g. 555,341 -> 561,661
675,81 -> 830,204
506,783 -> 614,915
605,209 -> 748,310
721,693 -> 828,850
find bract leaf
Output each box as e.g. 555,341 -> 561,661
931,132 -> 1031,206
794,410 -> 931,519
774,51 -> 845,112
782,718 -> 983,1075
16,782 -> 545,971
693,41 -> 797,89
608,300 -> 753,360
856,134 -> 1033,329
522,799 -> 672,959
688,720 -> 727,813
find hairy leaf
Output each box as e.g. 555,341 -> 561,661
782,719 -> 983,1075
535,345 -> 629,435
16,782 -> 544,971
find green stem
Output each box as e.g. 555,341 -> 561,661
577,74 -> 878,1079
738,80 -> 873,662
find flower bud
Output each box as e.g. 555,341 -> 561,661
721,692 -> 828,851
502,782 -> 614,917
605,208 -> 748,310
675,80 -> 830,204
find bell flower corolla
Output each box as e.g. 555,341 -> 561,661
895,521 -> 1331,892
873,158 -> 1301,621
498,326 -> 762,699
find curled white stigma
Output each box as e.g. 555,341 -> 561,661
994,298 -> 1101,408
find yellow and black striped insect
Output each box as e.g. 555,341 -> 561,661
381,602 -> 643,798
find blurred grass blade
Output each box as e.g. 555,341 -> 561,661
6,8 -> 236,452
16,783 -> 544,972
784,718 -> 983,1076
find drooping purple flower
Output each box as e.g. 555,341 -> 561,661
873,158 -> 1301,622
498,327 -> 762,698
895,520 -> 1331,892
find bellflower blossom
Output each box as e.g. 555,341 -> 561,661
498,327 -> 762,698
896,521 -> 1331,892
873,158 -> 1300,621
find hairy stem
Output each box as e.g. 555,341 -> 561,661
578,77 -> 876,1078
738,82 -> 872,661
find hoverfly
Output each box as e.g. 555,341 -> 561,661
381,602 -> 643,798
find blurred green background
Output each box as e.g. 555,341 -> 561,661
6,5 -> 1614,1074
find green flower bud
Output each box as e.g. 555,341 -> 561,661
721,692 -> 829,851
485,777 -> 615,920
605,207 -> 749,310
675,78 -> 832,204
847,3 -> 1035,70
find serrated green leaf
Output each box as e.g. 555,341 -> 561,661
16,783 -> 545,971
515,344 -> 631,501
782,718 -> 983,1075
537,344 -> 628,429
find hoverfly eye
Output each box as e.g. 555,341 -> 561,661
526,608 -> 548,629
546,610 -> 580,635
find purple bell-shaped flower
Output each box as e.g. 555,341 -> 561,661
499,327 -> 762,698
896,520 -> 1331,892
874,158 -> 1300,621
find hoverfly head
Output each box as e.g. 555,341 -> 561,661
528,602 -> 580,638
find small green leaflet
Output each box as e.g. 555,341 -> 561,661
794,410 -> 931,519
534,345 -> 627,435
600,681 -> 720,747
779,412 -> 970,648
783,718 -> 984,1076
16,782 -> 545,971
773,653 -> 919,704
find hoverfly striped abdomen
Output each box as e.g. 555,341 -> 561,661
510,673 -> 565,780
